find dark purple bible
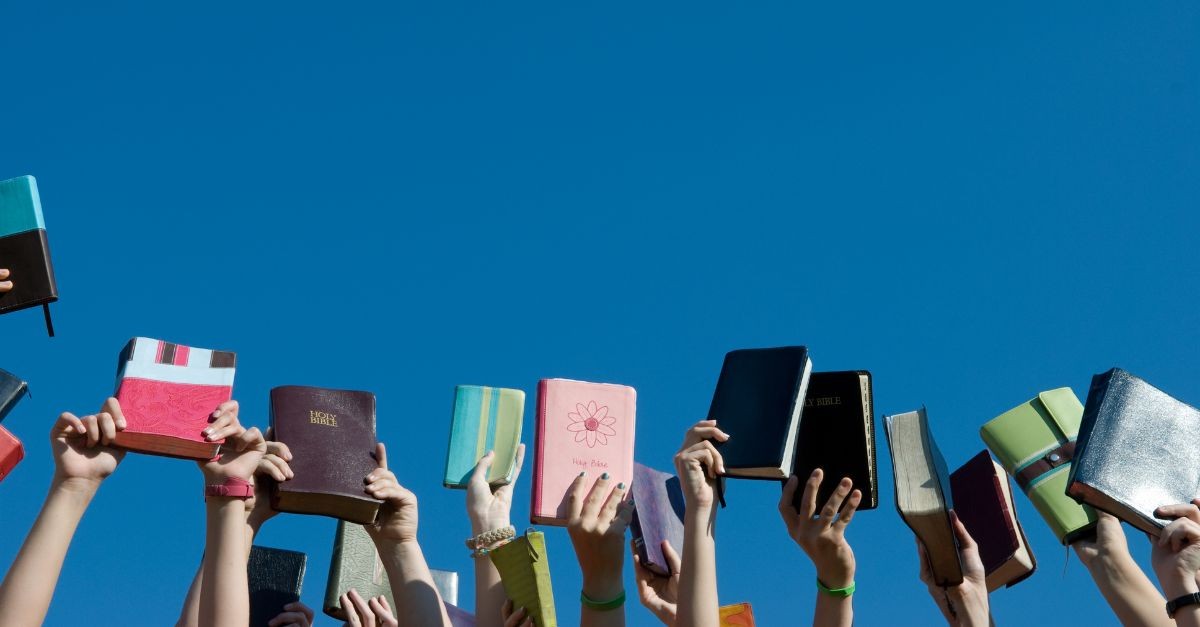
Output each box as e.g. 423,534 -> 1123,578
631,463 -> 686,576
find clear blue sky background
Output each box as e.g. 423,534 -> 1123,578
1,3 -> 1197,625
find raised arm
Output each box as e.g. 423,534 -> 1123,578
363,442 -> 452,627
917,512 -> 989,627
196,423 -> 266,627
779,470 -> 861,627
1152,504 -> 1200,627
468,444 -> 526,627
673,420 -> 728,627
1073,510 -> 1171,627
631,538 -> 680,625
0,398 -> 127,627
561,472 -> 634,627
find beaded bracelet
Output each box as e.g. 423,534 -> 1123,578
465,525 -> 516,554
470,537 -> 513,558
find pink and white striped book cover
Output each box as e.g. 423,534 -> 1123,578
112,337 -> 236,459
531,378 -> 636,526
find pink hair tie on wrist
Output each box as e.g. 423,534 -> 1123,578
204,477 -> 254,500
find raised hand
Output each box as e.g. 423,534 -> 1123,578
502,599 -> 535,627
632,538 -> 680,625
341,589 -> 398,627
267,600 -> 315,627
917,513 -> 989,627
561,472 -> 634,605
363,443 -> 420,545
673,420 -> 729,510
780,469 -> 860,589
51,397 -> 127,487
0,268 -> 11,292
203,400 -> 244,443
467,443 -> 525,534
199,422 -> 266,483
1152,509 -> 1200,600
1072,510 -> 1131,568
247,433 -> 294,526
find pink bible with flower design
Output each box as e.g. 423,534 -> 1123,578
530,378 -> 636,526
112,337 -> 236,460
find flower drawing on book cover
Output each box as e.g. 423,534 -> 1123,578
567,400 -> 616,448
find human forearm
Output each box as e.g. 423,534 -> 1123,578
377,539 -> 451,627
1086,553 -> 1173,627
580,560 -> 626,627
0,478 -> 97,627
677,506 -> 718,627
199,498 -> 249,627
474,557 -> 506,627
812,591 -> 852,627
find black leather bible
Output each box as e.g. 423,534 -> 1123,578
248,545 -> 307,627
791,370 -> 877,511
708,346 -> 812,480
0,175 -> 58,336
0,368 -> 29,422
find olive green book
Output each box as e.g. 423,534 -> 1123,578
490,530 -> 556,627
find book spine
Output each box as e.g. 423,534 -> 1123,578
531,380 -> 549,521
1067,371 -> 1114,496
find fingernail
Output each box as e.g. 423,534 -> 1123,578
579,471 -> 586,477
810,469 -> 820,478
601,472 -> 610,480
617,482 -> 625,489
202,428 -> 212,436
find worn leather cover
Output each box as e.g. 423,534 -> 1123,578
531,379 -> 636,525
490,530 -> 556,627
112,337 -> 235,459
0,175 -> 57,335
1069,369 -> 1200,535
324,520 -> 392,619
708,347 -> 811,478
792,370 -> 877,511
719,603 -> 755,626
980,388 -> 1097,544
950,450 -> 1036,589
445,385 -> 524,488
247,545 -> 307,627
631,463 -> 686,576
270,385 -> 382,524
0,425 -> 23,482
0,368 -> 29,422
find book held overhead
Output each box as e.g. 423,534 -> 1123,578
0,175 -> 57,336
247,546 -> 307,627
792,369 -> 877,511
445,385 -> 524,489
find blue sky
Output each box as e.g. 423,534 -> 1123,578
1,2 -> 1197,625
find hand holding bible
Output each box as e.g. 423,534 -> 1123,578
632,538 -> 681,625
50,397 -> 127,488
674,420 -> 728,511
363,442 -> 420,544
781,469 -> 860,589
562,472 -> 633,602
467,443 -> 526,534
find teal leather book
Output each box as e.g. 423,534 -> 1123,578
0,175 -> 57,335
444,385 -> 524,488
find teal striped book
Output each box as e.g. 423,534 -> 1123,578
444,385 -> 525,489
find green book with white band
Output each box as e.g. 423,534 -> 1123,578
444,385 -> 524,488
980,388 -> 1097,545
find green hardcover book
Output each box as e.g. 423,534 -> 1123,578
980,388 -> 1098,544
490,530 -> 556,627
444,385 -> 525,489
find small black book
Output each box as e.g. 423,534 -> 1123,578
248,545 -> 307,627
0,368 -> 28,423
792,370 -> 877,511
708,346 -> 812,480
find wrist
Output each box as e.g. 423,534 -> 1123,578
1162,572 -> 1200,599
471,517 -> 512,536
815,567 -> 855,590
581,574 -> 623,601
51,476 -> 102,496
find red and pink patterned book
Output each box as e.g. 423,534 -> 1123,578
112,337 -> 236,459
531,378 -> 636,526
0,425 -> 23,482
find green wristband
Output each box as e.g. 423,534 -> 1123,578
581,589 -> 626,611
816,577 -> 855,598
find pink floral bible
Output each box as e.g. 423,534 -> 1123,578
531,378 -> 636,526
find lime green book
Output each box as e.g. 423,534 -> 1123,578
979,388 -> 1097,544
490,530 -> 556,627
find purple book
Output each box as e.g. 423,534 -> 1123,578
446,603 -> 475,627
631,463 -> 686,576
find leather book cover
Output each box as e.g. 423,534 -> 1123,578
0,367 -> 29,422
708,347 -> 812,479
0,425 -> 23,483
885,408 -> 963,586
490,530 -> 557,627
1069,369 -> 1200,536
531,379 -> 636,526
270,386 -> 382,524
445,385 -> 524,489
980,388 -> 1097,544
719,603 -> 755,626
950,450 -> 1036,590
112,337 -> 235,460
324,520 -> 392,619
0,175 -> 57,335
247,545 -> 307,627
631,462 -> 685,576
792,370 -> 876,511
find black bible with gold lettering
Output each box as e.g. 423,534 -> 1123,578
790,371 -> 877,511
269,385 -> 382,524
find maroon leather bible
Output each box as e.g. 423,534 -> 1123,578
950,450 -> 1036,590
269,386 -> 382,524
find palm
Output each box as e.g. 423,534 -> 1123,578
367,500 -> 418,543
1073,513 -> 1126,565
52,436 -> 122,482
